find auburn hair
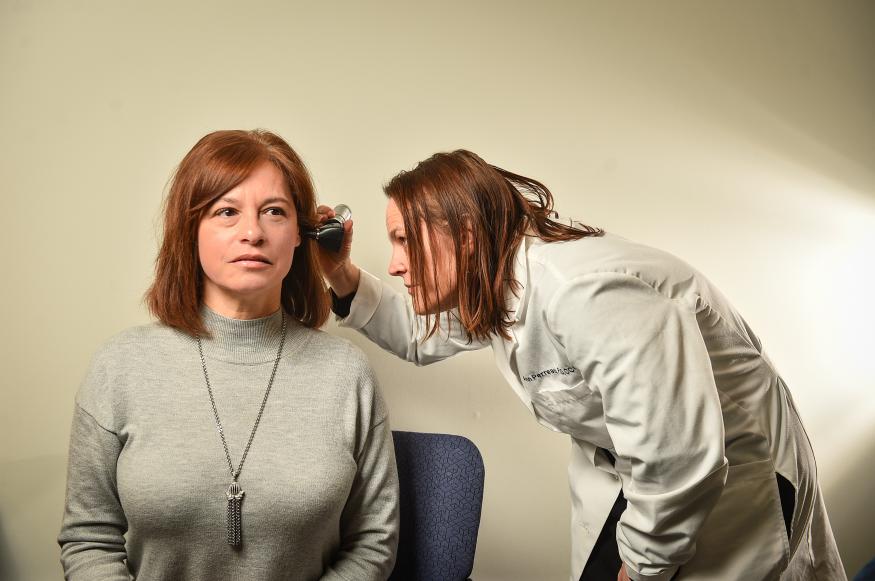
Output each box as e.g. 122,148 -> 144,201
384,149 -> 603,342
145,129 -> 329,337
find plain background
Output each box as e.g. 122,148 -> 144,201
2,1 -> 874,580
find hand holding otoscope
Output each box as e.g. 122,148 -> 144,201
313,204 -> 361,297
307,204 -> 352,252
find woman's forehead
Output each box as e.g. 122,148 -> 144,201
385,198 -> 404,228
221,162 -> 293,203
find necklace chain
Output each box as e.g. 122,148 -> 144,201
196,312 -> 287,482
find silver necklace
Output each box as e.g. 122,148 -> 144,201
196,311 -> 287,547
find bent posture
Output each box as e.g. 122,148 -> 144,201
320,150 -> 843,580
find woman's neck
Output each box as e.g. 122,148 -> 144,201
202,288 -> 281,320
198,304 -> 289,364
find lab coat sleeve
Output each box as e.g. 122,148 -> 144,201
337,269 -> 488,365
546,273 -> 728,581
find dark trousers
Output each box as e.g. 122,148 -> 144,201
578,490 -> 625,581
578,474 -> 796,581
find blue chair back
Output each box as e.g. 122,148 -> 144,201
389,431 -> 485,581
856,557 -> 875,581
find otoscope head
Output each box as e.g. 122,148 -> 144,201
332,204 -> 352,223
305,204 -> 351,253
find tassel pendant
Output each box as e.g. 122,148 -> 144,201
226,481 -> 244,547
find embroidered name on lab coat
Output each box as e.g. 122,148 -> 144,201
522,366 -> 579,382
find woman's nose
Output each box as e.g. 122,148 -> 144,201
240,213 -> 265,244
388,248 -> 407,277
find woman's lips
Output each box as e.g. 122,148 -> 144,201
234,260 -> 271,269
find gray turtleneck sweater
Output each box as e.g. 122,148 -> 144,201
58,307 -> 399,581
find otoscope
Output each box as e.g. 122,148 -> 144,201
305,204 -> 351,253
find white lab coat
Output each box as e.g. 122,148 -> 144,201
339,231 -> 845,581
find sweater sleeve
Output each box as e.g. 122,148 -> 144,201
58,403 -> 131,580
546,273 -> 728,581
321,362 -> 400,581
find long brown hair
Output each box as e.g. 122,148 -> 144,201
145,129 -> 329,337
384,149 -> 602,342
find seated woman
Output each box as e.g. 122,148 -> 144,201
58,129 -> 399,581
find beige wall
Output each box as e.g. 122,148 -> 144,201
2,1 -> 874,579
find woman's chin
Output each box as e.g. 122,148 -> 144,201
205,279 -> 283,303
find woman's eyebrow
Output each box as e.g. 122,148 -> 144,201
214,195 -> 290,206
260,196 -> 291,206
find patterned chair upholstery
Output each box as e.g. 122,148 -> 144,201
389,431 -> 485,581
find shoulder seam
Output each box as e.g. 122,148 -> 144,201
75,402 -> 120,436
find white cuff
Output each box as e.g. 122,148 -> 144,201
625,563 -> 679,581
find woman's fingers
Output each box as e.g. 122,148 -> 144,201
313,207 -> 354,283
316,204 -> 335,224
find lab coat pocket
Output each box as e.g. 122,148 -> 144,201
530,380 -> 600,441
679,459 -> 790,581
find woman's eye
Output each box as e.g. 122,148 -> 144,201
216,208 -> 237,217
265,207 -> 286,216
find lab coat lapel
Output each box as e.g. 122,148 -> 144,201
491,238 -> 535,414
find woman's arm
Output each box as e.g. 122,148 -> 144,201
337,269 -> 488,366
58,403 -> 131,581
321,361 -> 400,581
317,209 -> 487,365
547,273 -> 728,581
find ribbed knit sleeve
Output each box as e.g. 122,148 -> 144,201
58,403 -> 131,580
321,350 -> 400,581
58,343 -> 131,580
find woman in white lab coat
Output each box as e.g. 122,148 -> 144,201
319,150 -> 845,581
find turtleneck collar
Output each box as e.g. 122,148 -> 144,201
197,304 -> 307,364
